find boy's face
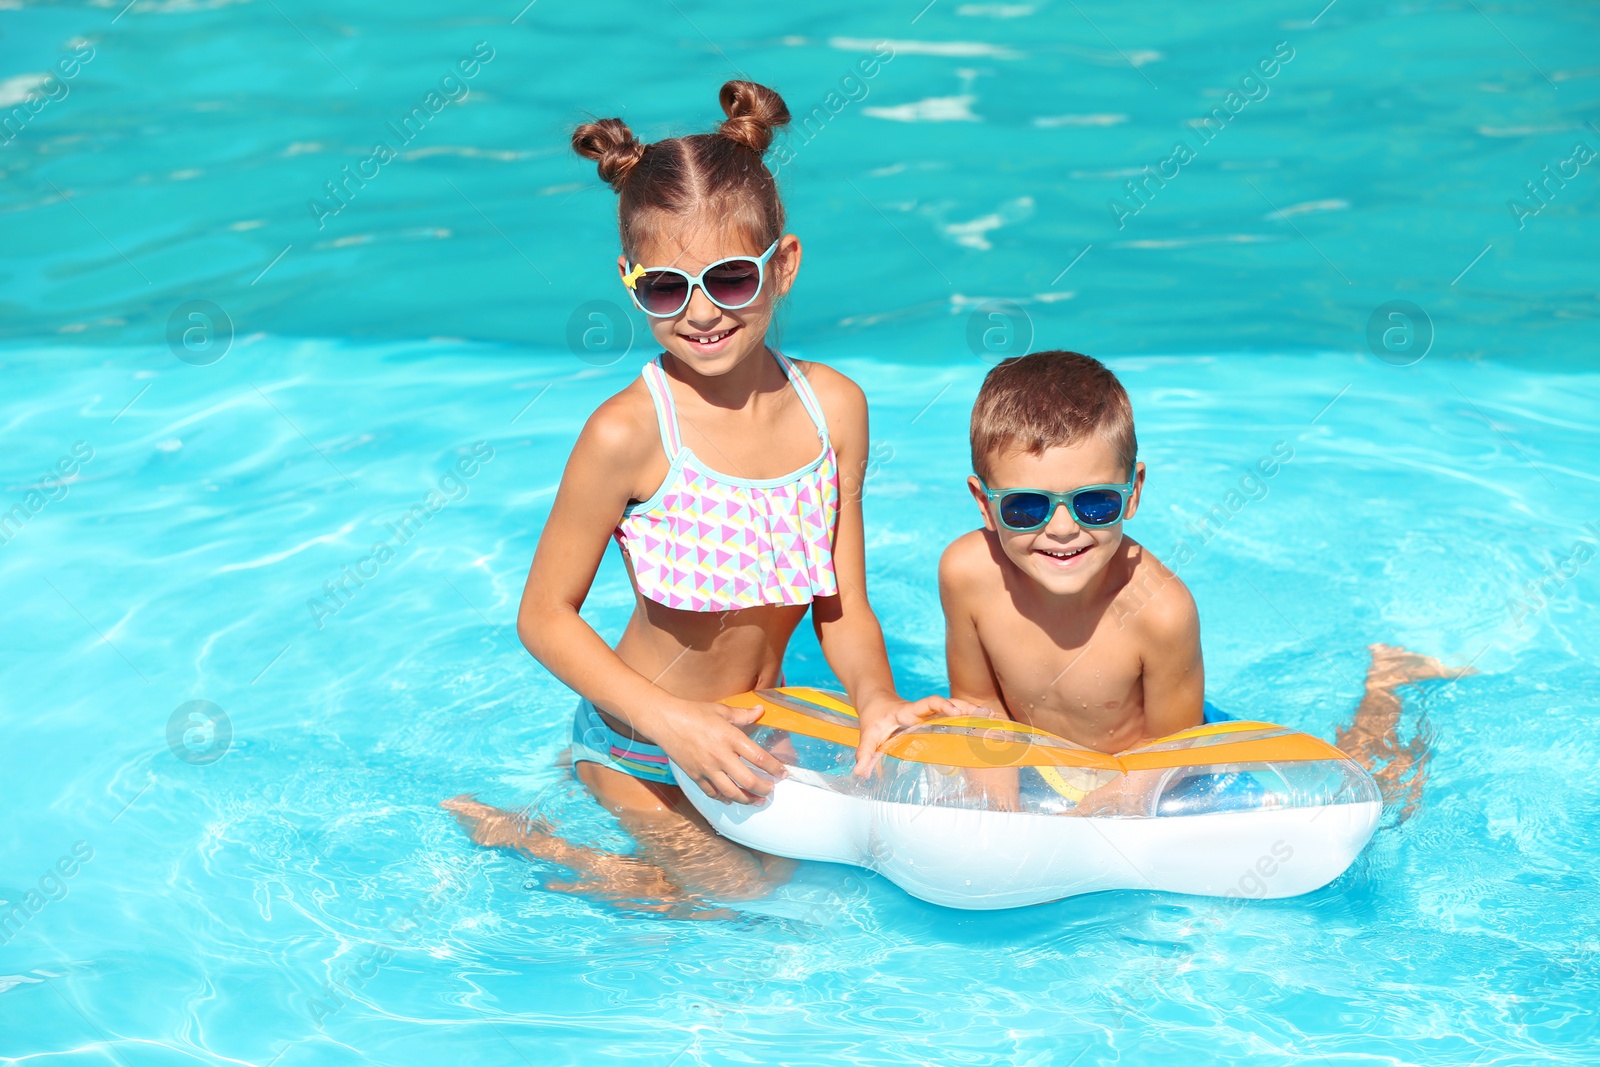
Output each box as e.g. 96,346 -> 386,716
967,435 -> 1145,597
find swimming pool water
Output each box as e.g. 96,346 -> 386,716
3,1 -> 1599,1065
3,0 -> 1597,364
5,342 -> 1598,1064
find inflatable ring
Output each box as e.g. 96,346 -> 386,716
678,688 -> 1382,909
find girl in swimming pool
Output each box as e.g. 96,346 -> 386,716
448,80 -> 966,910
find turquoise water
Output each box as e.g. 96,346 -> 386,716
3,2 -> 1599,1065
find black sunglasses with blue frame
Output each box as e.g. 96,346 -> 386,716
977,477 -> 1136,532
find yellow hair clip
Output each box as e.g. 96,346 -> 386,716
622,263 -> 646,290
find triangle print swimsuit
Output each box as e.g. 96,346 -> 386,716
569,350 -> 841,784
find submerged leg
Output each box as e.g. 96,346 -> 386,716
1333,644 -> 1475,822
574,761 -> 798,902
443,760 -> 798,915
441,795 -> 736,918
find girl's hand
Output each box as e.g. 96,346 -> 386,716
653,700 -> 787,806
852,695 -> 993,777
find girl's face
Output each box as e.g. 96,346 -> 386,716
618,224 -> 801,377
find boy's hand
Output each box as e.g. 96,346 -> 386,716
964,766 -> 1023,812
852,695 -> 993,777
653,700 -> 787,805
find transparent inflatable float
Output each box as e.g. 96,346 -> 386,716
677,688 -> 1381,909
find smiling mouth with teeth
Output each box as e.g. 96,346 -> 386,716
1037,545 -> 1089,562
682,326 -> 739,346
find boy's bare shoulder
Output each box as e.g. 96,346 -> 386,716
940,528 -> 1003,599
1116,542 -> 1199,641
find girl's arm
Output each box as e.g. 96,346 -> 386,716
518,391 -> 785,805
803,366 -> 965,775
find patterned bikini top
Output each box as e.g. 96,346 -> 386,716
615,352 -> 841,612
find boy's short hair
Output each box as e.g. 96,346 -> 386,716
970,351 -> 1137,482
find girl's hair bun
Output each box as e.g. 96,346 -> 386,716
717,80 -> 790,155
571,117 -> 647,190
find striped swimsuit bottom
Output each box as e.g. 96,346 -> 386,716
569,698 -> 675,784
570,674 -> 789,785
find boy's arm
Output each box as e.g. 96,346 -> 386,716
940,534 -> 1006,716
1134,571 -> 1206,740
940,534 -> 1021,808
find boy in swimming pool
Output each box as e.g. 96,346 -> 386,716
932,351 -> 1201,768
908,350 -> 1471,817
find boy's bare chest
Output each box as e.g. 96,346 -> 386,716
974,603 -> 1147,749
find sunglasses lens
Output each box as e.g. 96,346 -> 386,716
703,259 -> 762,308
1072,489 -> 1124,526
636,271 -> 689,315
999,492 -> 1053,530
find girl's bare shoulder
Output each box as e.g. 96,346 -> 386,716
790,358 -> 866,416
574,375 -> 662,470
